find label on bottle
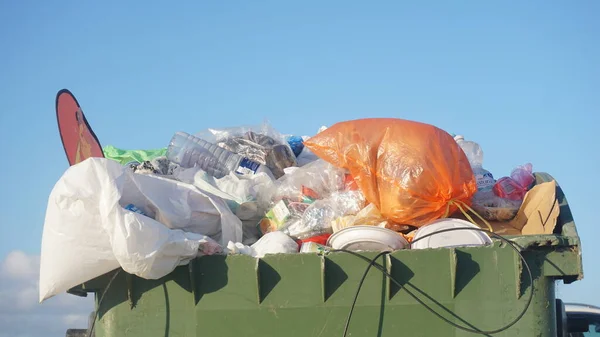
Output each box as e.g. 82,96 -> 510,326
124,204 -> 146,216
476,171 -> 496,191
235,158 -> 261,176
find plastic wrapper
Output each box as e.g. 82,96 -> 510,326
494,163 -> 535,201
174,167 -> 275,244
332,203 -> 389,232
265,159 -> 349,207
227,231 -> 299,258
195,122 -> 297,178
331,203 -> 417,233
304,118 -> 477,227
511,163 -> 535,187
196,122 -> 285,144
260,190 -> 365,239
472,164 -> 534,221
103,145 -> 168,165
471,191 -> 522,221
286,135 -> 305,157
129,156 -> 180,176
295,126 -> 328,167
256,159 -> 355,232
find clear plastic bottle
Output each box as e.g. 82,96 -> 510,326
454,135 -> 495,192
167,132 -> 272,179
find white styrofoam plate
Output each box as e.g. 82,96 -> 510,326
411,218 -> 492,250
326,225 -> 409,252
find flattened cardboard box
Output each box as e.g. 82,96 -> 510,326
452,181 -> 559,236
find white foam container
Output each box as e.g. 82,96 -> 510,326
326,225 -> 409,252
411,218 -> 492,250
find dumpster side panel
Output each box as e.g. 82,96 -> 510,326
95,268 -> 195,337
93,245 -> 571,337
87,172 -> 581,337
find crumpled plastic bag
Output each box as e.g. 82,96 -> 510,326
174,166 -> 275,244
471,191 -> 522,221
331,203 -> 389,232
265,159 -> 348,207
128,156 -> 180,176
39,158 -> 240,302
304,118 -> 477,227
227,231 -> 298,258
257,159 -> 361,239
103,145 -> 167,165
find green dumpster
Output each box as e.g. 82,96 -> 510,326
73,172 -> 583,337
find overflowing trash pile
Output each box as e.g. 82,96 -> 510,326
39,117 -> 560,302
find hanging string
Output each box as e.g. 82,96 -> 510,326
443,199 -> 494,232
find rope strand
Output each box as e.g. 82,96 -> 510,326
443,199 -> 494,232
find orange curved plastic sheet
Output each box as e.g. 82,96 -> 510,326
304,118 -> 476,227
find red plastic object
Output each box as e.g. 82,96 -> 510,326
295,233 -> 332,246
493,177 -> 527,200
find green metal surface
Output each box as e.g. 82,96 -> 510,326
76,172 -> 583,337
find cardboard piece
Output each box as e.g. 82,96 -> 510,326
450,181 -> 559,235
510,180 -> 559,235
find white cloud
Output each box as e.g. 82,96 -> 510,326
0,251 -> 39,279
0,250 -> 94,337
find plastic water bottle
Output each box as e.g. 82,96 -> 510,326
167,132 -> 272,179
454,135 -> 495,192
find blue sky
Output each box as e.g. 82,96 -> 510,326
0,1 -> 598,335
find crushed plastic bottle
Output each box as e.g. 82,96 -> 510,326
167,132 -> 273,179
454,135 -> 495,192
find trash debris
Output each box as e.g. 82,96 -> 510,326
331,203 -> 389,233
103,145 -> 167,166
493,163 -> 535,200
454,135 -> 496,192
42,108 -> 564,304
299,241 -> 328,253
167,131 -> 274,179
129,156 -> 180,175
294,126 -> 327,167
470,164 -> 536,221
258,159 -> 365,239
39,158 -> 226,302
227,231 -> 299,258
194,123 -> 297,178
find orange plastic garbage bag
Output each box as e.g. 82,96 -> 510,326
304,118 -> 477,227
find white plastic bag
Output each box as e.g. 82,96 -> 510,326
39,158 -> 241,302
227,231 -> 298,258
